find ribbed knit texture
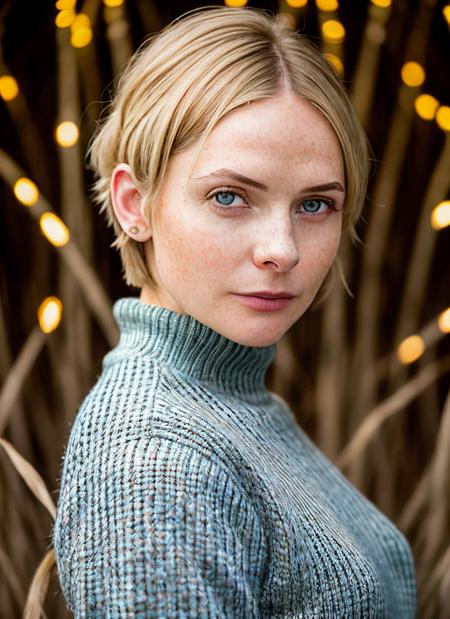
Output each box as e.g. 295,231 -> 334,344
53,297 -> 417,618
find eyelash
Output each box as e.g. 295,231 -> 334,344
207,186 -> 339,216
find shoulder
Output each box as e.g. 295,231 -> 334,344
125,434 -> 261,517
54,434 -> 267,557
63,355 -> 160,448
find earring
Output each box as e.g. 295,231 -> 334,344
128,226 -> 139,235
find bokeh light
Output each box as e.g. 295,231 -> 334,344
55,0 -> 76,9
431,200 -> 450,230
70,13 -> 93,48
71,27 -> 93,48
0,75 -> 19,101
401,62 -> 425,87
370,0 -> 392,7
397,335 -> 425,364
72,13 -> 91,29
55,121 -> 79,147
103,0 -> 125,5
37,297 -> 63,334
39,213 -> 71,247
322,19 -> 345,42
224,0 -> 248,6
438,308 -> 450,334
316,0 -> 338,10
286,0 -> 308,6
414,94 -> 439,120
443,5 -> 450,25
13,178 -> 39,206
55,9 -> 75,29
436,106 -> 450,131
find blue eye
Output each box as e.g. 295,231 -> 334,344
302,199 -> 330,214
209,188 -> 247,211
215,191 -> 237,206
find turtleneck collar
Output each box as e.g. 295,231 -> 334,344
104,297 -> 277,401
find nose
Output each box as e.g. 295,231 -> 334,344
252,218 -> 300,272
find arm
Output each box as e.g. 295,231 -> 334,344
54,437 -> 268,618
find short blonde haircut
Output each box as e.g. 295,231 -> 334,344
88,5 -> 370,290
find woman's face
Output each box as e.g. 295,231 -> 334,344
140,90 -> 345,347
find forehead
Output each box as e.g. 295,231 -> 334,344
190,92 -> 344,181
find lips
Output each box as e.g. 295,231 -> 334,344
232,293 -> 294,311
240,291 -> 294,299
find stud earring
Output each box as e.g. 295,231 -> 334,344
128,226 -> 139,235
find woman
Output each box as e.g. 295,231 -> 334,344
53,6 -> 417,617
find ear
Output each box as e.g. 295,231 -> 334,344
110,163 -> 152,242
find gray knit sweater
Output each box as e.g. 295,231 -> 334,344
53,297 -> 417,618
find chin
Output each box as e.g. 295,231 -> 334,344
229,329 -> 282,348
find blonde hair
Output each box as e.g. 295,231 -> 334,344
88,5 -> 370,290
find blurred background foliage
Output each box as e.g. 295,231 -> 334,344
0,0 -> 449,617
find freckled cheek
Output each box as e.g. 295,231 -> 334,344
298,228 -> 341,278
162,222 -> 241,281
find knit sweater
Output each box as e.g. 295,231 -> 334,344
53,297 -> 417,618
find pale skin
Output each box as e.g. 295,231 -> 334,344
110,89 -> 346,347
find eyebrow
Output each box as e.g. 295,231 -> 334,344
192,168 -> 345,194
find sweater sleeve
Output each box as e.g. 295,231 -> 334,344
53,436 -> 268,618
